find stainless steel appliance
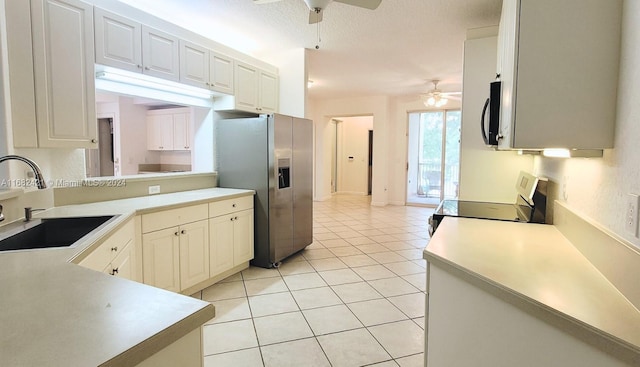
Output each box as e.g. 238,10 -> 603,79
216,113 -> 313,268
481,80 -> 501,146
429,171 -> 547,234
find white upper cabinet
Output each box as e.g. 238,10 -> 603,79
141,25 -> 180,81
147,108 -> 191,151
179,40 -> 235,95
209,52 -> 234,95
217,60 -> 278,113
95,8 -> 179,81
30,0 -> 97,148
94,7 -> 141,72
496,0 -> 622,150
179,40 -> 208,87
258,70 -> 278,114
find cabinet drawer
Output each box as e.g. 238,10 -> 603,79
142,204 -> 208,233
209,195 -> 253,217
80,219 -> 135,272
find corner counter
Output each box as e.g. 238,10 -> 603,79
0,187 -> 254,367
423,214 -> 640,366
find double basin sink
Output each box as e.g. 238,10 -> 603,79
0,215 -> 117,252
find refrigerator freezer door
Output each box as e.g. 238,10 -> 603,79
269,114 -> 294,264
292,117 -> 313,252
217,117 -> 270,267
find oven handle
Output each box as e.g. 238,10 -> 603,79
481,97 -> 490,145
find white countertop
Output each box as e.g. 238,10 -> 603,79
424,217 -> 640,362
0,187 -> 254,367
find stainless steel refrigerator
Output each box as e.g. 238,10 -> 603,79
216,113 -> 313,268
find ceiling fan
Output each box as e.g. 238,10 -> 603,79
420,80 -> 461,108
253,0 -> 382,24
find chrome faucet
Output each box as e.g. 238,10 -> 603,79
24,207 -> 46,222
0,155 -> 47,189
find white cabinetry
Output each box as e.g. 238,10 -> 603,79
146,108 -> 191,151
6,0 -> 97,148
95,8 -> 180,81
496,0 -> 622,150
141,204 -> 209,292
209,196 -> 254,275
79,218 -> 137,281
216,61 -> 278,113
180,40 -> 234,95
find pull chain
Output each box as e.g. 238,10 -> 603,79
315,9 -> 321,49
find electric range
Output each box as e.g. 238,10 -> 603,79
428,171 -> 547,235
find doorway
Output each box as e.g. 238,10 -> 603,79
330,116 -> 374,196
406,110 -> 461,206
85,118 -> 115,177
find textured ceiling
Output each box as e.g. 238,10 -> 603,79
117,0 -> 503,100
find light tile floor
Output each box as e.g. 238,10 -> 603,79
193,195 -> 433,367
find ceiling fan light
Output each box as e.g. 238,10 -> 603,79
426,96 -> 436,106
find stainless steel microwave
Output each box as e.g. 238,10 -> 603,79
481,81 -> 501,146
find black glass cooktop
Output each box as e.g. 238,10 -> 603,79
434,199 -> 531,222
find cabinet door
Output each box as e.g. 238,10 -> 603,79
180,40 -> 209,88
233,209 -> 254,265
258,71 -> 279,113
142,228 -> 181,292
234,61 -> 259,112
210,52 -> 234,95
94,7 -> 142,73
31,0 -> 97,148
147,114 -> 174,150
209,215 -> 235,276
179,220 -> 210,290
142,25 -> 180,81
172,112 -> 191,151
109,240 -> 135,281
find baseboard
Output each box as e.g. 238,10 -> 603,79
370,201 -> 387,207
388,200 -> 405,206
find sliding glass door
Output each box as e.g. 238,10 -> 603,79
407,110 -> 461,205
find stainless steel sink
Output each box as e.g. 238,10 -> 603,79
0,216 -> 116,252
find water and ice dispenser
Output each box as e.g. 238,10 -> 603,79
278,158 -> 290,189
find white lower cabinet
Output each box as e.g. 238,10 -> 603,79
209,196 -> 254,276
178,220 -> 210,290
139,196 -> 254,293
208,209 -> 253,275
79,218 -> 138,282
142,227 -> 181,292
142,220 -> 209,292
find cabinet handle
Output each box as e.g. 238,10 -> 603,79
174,231 -> 179,236
110,246 -> 118,252
232,203 -> 236,208
230,217 -> 234,221
181,229 -> 186,234
91,139 -> 97,143
111,268 -> 119,275
234,216 -> 238,220
144,66 -> 150,70
137,64 -> 142,69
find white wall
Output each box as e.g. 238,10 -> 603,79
534,0 -> 639,248
459,32 -> 532,203
310,96 -> 390,205
262,48 -> 308,119
334,116 -> 372,195
116,98 -> 159,174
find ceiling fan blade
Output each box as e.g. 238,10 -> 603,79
334,0 -> 382,10
309,9 -> 324,24
253,0 -> 283,4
